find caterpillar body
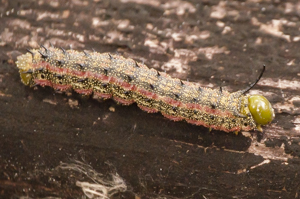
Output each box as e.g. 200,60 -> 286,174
16,45 -> 275,133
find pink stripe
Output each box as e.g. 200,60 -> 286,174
164,97 -> 182,107
74,89 -> 93,95
113,96 -> 134,105
93,92 -> 112,99
34,79 -> 52,87
137,104 -> 158,113
161,112 -> 184,122
52,84 -> 72,91
32,62 -> 236,120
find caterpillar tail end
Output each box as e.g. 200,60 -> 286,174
16,52 -> 35,86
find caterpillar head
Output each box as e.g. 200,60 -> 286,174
248,95 -> 275,131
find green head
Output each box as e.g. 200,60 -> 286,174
248,95 -> 275,131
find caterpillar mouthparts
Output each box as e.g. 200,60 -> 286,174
16,45 -> 275,133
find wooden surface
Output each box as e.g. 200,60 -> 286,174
0,0 -> 299,198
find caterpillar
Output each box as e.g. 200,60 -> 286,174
16,45 -> 275,133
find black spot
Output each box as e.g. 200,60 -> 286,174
77,78 -> 86,82
40,74 -> 45,79
157,71 -> 160,76
56,59 -> 65,66
54,74 -> 63,79
193,110 -> 198,114
77,63 -> 86,69
174,93 -> 179,98
22,69 -> 33,74
232,119 -> 236,123
244,122 -> 248,126
172,107 -> 177,112
102,83 -> 108,88
211,104 -> 216,109
210,115 -> 215,120
60,47 -> 66,55
36,68 -> 44,72
83,51 -> 90,57
26,49 -> 35,56
103,68 -> 108,75
127,75 -> 133,82
192,98 -> 197,102
38,50 -> 48,59
145,98 -> 151,102
124,91 -> 130,95
40,45 -> 48,53
149,84 -> 154,90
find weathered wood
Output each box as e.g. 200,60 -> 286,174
0,0 -> 299,198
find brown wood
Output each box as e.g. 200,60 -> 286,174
0,0 -> 299,198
